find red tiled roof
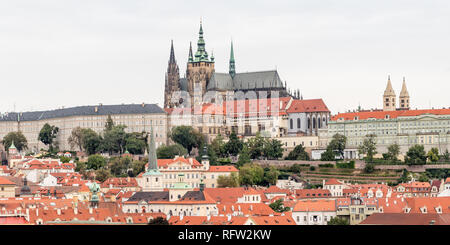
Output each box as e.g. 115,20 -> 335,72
331,108 -> 450,121
293,199 -> 337,212
295,189 -> 331,198
324,178 -> 343,185
208,165 -> 239,172
0,177 -> 16,185
286,99 -> 330,113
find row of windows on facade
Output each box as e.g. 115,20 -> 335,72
330,120 -> 450,129
289,117 -> 327,130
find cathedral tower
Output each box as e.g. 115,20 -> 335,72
164,40 -> 181,108
186,21 -> 215,106
383,75 -> 396,111
399,77 -> 410,110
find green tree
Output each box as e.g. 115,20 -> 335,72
109,156 -> 132,177
239,163 -> 264,186
68,127 -> 84,151
105,115 -> 115,131
427,148 -> 440,163
405,144 -> 427,165
290,164 -> 302,174
327,217 -> 350,225
157,144 -> 188,159
364,163 -> 375,173
269,199 -> 290,213
82,128 -> 102,155
130,160 -> 147,177
264,139 -> 284,160
170,126 -> 204,154
38,123 -> 59,151
321,149 -> 335,161
358,134 -> 377,162
443,150 -> 450,161
224,131 -> 243,156
217,173 -> 240,187
210,134 -> 226,158
95,168 -> 111,182
264,166 -> 280,185
237,144 -> 251,167
148,216 -> 169,225
2,131 -> 28,152
387,143 -> 400,161
59,156 -> 71,163
125,132 -> 147,154
246,133 -> 266,159
285,145 -> 310,160
86,154 -> 107,170
102,125 -> 127,154
328,133 -> 347,159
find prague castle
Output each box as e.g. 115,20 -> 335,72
164,22 -> 298,108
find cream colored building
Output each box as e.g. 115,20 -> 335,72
137,156 -> 239,189
0,103 -> 168,152
0,177 -> 16,198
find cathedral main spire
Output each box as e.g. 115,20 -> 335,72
194,21 -> 209,62
229,41 -> 236,78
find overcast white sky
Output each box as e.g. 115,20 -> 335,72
0,0 -> 449,114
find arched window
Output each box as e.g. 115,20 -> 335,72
313,118 -> 316,129
308,118 -> 311,129
297,118 -> 301,128
290,119 -> 293,129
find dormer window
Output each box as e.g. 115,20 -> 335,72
385,115 -> 390,119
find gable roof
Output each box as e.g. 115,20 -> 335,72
0,104 -> 165,122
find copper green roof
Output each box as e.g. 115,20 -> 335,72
143,127 -> 161,176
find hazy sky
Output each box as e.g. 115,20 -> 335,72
0,0 -> 449,114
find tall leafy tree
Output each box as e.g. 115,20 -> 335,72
68,127 -> 84,151
327,217 -> 350,225
264,139 -> 284,160
246,133 -> 266,159
217,173 -> 240,187
82,128 -> 102,155
170,126 -> 204,154
427,148 -> 440,163
224,131 -> 243,156
237,144 -> 251,167
125,132 -> 147,154
156,144 -> 188,159
105,115 -> 114,131
102,125 -> 127,154
327,133 -> 347,159
387,143 -> 400,161
264,166 -> 280,185
2,131 -> 28,152
210,134 -> 226,158
358,134 -> 377,162
285,144 -> 310,160
239,163 -> 264,186
405,144 -> 427,165
38,123 -> 59,151
86,154 -> 107,170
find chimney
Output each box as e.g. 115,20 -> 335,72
74,207 -> 78,215
180,213 -> 184,220
94,106 -> 98,113
227,214 -> 231,222
89,207 -> 93,214
207,214 -> 211,221
250,205 -> 253,211
35,209 -> 39,216
141,102 -> 145,108
189,158 -> 193,164
57,208 -> 61,215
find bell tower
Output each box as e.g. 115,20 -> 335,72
186,21 -> 215,106
399,77 -> 410,110
383,76 -> 396,111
